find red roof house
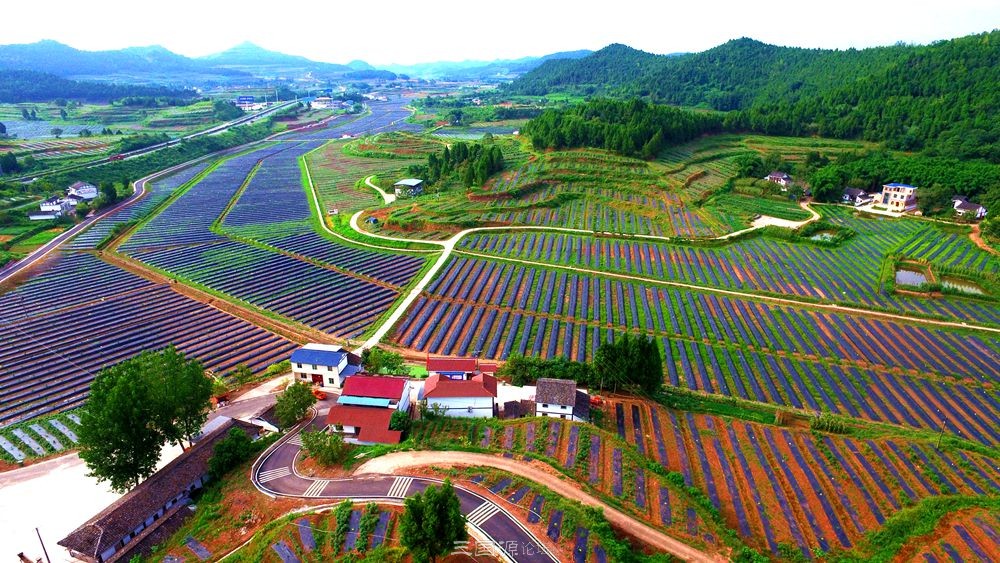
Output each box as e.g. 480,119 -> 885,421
422,373 -> 497,418
337,375 -> 411,411
325,406 -> 401,444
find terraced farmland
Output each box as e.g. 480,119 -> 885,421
390,256 -> 1000,443
0,253 -> 295,426
456,207 -> 1000,327
609,399 -> 1000,559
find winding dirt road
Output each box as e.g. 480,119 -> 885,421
355,451 -> 728,563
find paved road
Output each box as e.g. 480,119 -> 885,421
251,411 -> 557,563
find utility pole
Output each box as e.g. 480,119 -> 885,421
36,528 -> 51,563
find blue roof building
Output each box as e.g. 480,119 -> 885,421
291,343 -> 354,388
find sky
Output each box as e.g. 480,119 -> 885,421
3,0 -> 998,66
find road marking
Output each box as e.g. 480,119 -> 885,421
387,476 -> 413,498
258,467 -> 292,483
288,434 -> 303,446
303,480 -> 328,497
465,501 -> 501,527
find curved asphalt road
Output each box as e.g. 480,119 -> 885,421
251,410 -> 557,563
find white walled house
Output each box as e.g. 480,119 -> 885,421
952,196 -> 988,219
422,373 -> 498,418
764,171 -> 792,188
393,178 -> 424,198
534,378 -> 590,422
842,187 -> 874,207
877,183 -> 918,212
290,344 -> 358,388
67,181 -> 99,201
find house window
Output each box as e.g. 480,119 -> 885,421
296,363 -> 302,369
312,364 -> 318,370
542,404 -> 549,408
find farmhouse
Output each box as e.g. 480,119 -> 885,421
290,343 -> 361,388
877,183 -> 918,212
426,356 -> 497,380
764,171 -> 792,188
841,187 -> 874,207
325,375 -> 410,444
67,181 -> 98,201
39,196 -> 70,214
952,196 -> 988,219
393,178 -> 424,198
325,405 -> 400,445
534,378 -> 590,422
422,373 -> 498,418
58,418 -> 258,563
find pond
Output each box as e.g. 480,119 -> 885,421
895,269 -> 928,287
809,231 -> 836,242
941,277 -> 984,295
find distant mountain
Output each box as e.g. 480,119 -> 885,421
0,40 -> 389,86
197,42 -> 358,76
385,49 -> 593,80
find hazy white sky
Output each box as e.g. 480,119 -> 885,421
4,0 -> 998,65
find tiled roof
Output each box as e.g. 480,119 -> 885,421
573,390 -> 591,421
426,357 -> 478,373
535,378 -> 577,406
394,178 -> 424,187
325,405 -> 401,444
341,375 -> 408,400
884,182 -> 917,189
58,418 -> 257,559
424,374 -> 497,399
290,346 -> 345,367
478,363 -> 498,374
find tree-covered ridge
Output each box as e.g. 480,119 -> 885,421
508,32 -> 1000,162
522,98 -> 722,158
0,70 -> 196,103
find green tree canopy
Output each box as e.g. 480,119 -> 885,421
400,478 -> 466,563
361,346 -> 407,375
207,427 -> 255,480
78,346 -> 212,492
594,333 -> 663,394
275,381 -> 317,428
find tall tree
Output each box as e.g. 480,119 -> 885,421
275,381 -> 317,428
77,347 -> 213,491
400,479 -> 466,563
77,361 -> 165,492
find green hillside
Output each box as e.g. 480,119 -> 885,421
506,31 -> 1000,161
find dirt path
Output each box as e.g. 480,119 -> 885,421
354,451 -> 728,563
969,223 -> 999,256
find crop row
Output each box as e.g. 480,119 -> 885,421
128,240 -> 398,338
613,400 -> 1000,558
897,228 -> 1000,274
66,160 -> 213,250
0,254 -> 294,425
400,257 -> 1000,381
119,145 -> 285,251
258,232 -> 423,287
910,510 -> 999,562
458,228 -> 1000,326
661,339 -> 1000,445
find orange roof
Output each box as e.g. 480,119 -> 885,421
426,357 -> 478,373
325,405 -> 401,444
424,373 -> 497,399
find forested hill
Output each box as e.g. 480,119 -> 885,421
506,39 -> 909,110
507,32 -> 1000,161
0,71 -> 196,103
